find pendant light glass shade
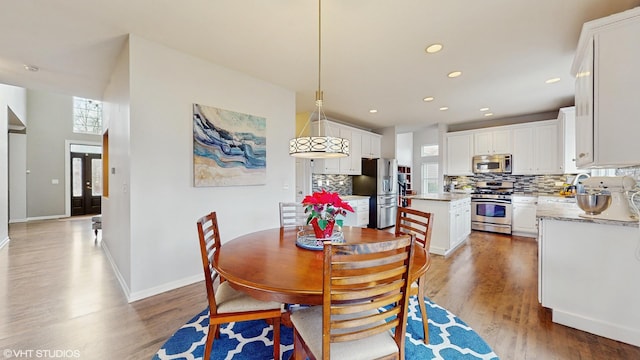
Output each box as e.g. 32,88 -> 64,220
289,0 -> 349,159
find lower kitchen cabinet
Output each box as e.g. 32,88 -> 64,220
409,196 -> 471,256
512,196 -> 538,237
538,218 -> 640,347
341,197 -> 369,227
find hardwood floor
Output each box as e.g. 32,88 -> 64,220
0,219 -> 638,359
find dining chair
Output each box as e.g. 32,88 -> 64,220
289,235 -> 414,360
197,211 -> 283,360
279,202 -> 307,228
394,206 -> 434,344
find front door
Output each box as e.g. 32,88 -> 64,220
71,152 -> 102,216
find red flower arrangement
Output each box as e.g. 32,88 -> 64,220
302,189 -> 354,238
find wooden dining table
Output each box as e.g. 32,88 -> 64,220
213,226 -> 430,305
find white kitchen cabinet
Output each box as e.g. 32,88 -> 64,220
558,107 -> 578,174
312,120 -> 380,175
311,120 -> 341,174
512,120 -> 561,175
451,197 -> 472,248
473,129 -> 511,155
538,218 -> 640,347
342,197 -> 369,228
361,132 -> 381,159
572,8 -> 640,168
512,196 -> 537,237
445,132 -> 473,175
338,129 -> 361,175
409,196 -> 471,256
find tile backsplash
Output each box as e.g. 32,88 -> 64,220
311,174 -> 352,195
446,167 -> 640,194
445,174 -> 568,194
312,167 -> 640,197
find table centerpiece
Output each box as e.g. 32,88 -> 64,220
296,190 -> 354,250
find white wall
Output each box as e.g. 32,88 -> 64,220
413,125 -> 441,194
396,133 -> 413,166
101,37 -> 132,296
104,35 -> 296,301
0,84 -> 26,248
9,133 -> 27,222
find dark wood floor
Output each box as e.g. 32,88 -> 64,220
0,219 -> 638,360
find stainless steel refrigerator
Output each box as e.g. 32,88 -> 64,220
352,158 -> 398,229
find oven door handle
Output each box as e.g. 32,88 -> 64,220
471,199 -> 512,205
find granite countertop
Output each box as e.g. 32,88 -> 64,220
536,202 -> 639,227
406,193 -> 471,202
340,195 -> 370,201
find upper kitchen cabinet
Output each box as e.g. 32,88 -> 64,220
361,132 -> 381,159
558,107 -> 578,174
572,7 -> 640,168
311,119 -> 380,175
339,128 -> 362,175
512,120 -> 562,175
473,129 -> 512,156
445,132 -> 473,176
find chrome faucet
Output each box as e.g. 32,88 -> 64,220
572,173 -> 590,185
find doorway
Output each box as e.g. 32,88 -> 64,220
70,151 -> 102,216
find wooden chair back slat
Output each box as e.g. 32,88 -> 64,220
320,235 -> 414,359
279,202 -> 307,227
395,207 -> 434,250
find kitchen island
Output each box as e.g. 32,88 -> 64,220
406,194 -> 471,256
537,203 -> 640,347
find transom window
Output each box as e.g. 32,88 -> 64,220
73,97 -> 103,135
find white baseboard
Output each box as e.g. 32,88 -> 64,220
101,239 -> 203,303
100,240 -> 131,300
0,236 -> 9,250
128,273 -> 203,303
27,215 -> 66,221
553,309 -> 640,347
9,218 -> 27,224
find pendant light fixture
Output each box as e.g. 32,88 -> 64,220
289,0 -> 349,159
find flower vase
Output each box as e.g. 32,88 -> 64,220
310,218 -> 335,239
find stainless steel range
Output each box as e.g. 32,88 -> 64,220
471,181 -> 513,234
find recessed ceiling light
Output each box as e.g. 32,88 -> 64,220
480,107 -> 490,112
425,44 -> 443,54
447,71 -> 462,78
484,113 -> 494,117
369,109 -> 378,113
439,106 -> 449,111
423,97 -> 434,102
545,77 -> 561,84
23,64 -> 39,72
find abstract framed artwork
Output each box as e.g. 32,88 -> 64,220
193,103 -> 266,187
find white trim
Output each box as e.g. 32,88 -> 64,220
64,139 -> 102,217
8,218 -> 27,224
0,237 -> 9,250
128,274 -> 203,303
101,238 -> 204,303
553,309 -> 640,347
27,215 -> 66,221
100,240 -> 131,300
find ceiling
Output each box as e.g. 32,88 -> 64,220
1,0 -> 639,132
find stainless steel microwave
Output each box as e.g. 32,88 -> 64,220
472,154 -> 512,174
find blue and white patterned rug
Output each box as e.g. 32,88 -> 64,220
154,296 -> 499,359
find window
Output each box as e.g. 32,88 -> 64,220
421,162 -> 439,194
73,97 -> 103,134
421,145 -> 439,157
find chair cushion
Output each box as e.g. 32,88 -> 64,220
215,282 -> 282,313
290,306 -> 399,360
